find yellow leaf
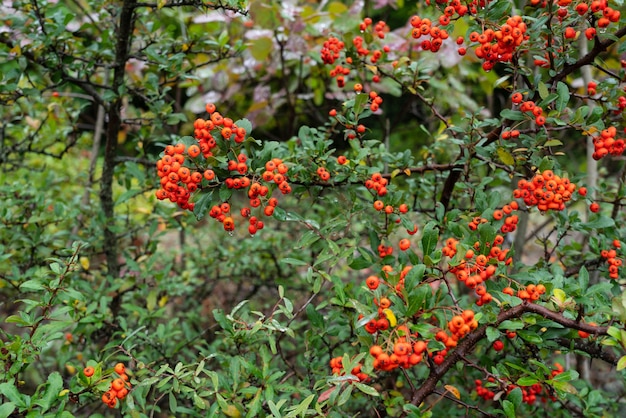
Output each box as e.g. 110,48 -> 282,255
79,257 -> 90,271
223,405 -> 241,418
553,288 -> 566,303
365,65 -> 378,75
404,168 -> 411,177
444,384 -> 461,399
158,295 -> 168,308
383,308 -> 397,327
117,129 -> 127,144
583,126 -> 598,136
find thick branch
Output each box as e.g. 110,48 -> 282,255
550,26 -> 626,85
409,302 -> 610,408
99,0 -> 136,283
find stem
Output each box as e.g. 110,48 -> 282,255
100,0 -> 136,285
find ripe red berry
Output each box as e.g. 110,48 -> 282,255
493,340 -> 504,351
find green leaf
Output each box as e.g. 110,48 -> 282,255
543,139 -> 562,147
353,92 -> 369,116
421,222 -> 439,256
579,266 -> 589,291
285,393 -> 315,417
583,215 -> 615,229
0,383 -> 27,408
34,371 -> 63,412
498,320 -> 524,330
500,109 -> 526,121
537,82 -> 549,100
280,258 -> 309,266
607,326 -> 622,340
0,403 -> 16,418
193,189 -> 215,221
218,187 -> 233,203
349,256 -> 374,270
551,380 -> 578,394
516,376 -> 539,386
306,304 -> 324,329
556,82 -> 569,112
502,399 -> 515,418
617,355 -> 626,371
497,147 -> 515,166
193,393 -> 207,409
517,330 -> 542,344
353,382 -> 379,396
486,326 -> 500,342
19,279 -> 44,292
296,230 -> 320,249
507,387 -> 522,407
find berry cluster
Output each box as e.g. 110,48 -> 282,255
84,362 -> 130,409
366,172 -> 388,197
155,144 -> 201,211
441,310 -> 479,349
503,283 -> 547,301
592,126 -> 625,160
320,36 -> 344,65
157,105 -> 292,235
491,202 -> 521,233
512,170 -> 577,212
409,15 -> 450,53
475,378 -> 497,401
476,363 -> 563,405
468,16 -> 527,71
368,327 -> 427,372
320,18 -> 392,89
445,235 -> 512,306
574,0 -> 621,30
601,239 -> 622,280
361,264 -> 479,371
329,356 -> 369,382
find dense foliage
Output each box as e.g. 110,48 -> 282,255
1,0 -> 625,416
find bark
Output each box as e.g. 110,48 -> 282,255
99,0 -> 137,282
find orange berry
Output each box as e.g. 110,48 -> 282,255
578,329 -> 590,338
187,144 -> 200,158
399,239 -> 411,251
379,297 -> 391,309
111,378 -> 125,392
102,390 -> 116,404
366,275 -> 380,290
116,387 -> 129,399
83,366 -> 95,377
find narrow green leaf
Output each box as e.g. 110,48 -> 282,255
502,399 -> 515,418
0,403 -> 16,418
500,109 -> 526,121
516,376 -> 539,386
497,147 -> 515,166
421,222 -> 439,256
556,82 -> 569,112
34,371 -> 63,412
0,383 -> 26,408
538,82 -> 549,99
353,382 -> 379,397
